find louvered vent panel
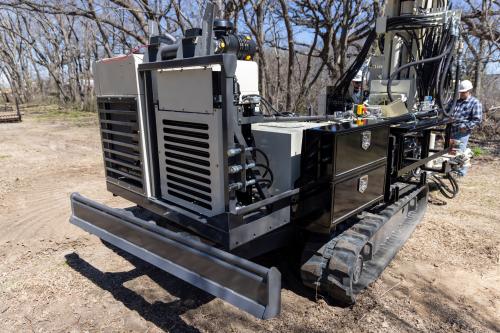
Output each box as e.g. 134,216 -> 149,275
97,97 -> 144,194
156,110 -> 225,217
162,119 -> 213,211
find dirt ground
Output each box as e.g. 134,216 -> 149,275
0,106 -> 499,333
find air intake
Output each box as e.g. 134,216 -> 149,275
98,97 -> 144,194
157,111 -> 225,217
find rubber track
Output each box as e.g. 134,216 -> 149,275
301,187 -> 425,305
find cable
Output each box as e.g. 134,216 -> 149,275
444,60 -> 460,116
255,163 -> 274,186
253,180 -> 268,199
253,147 -> 270,176
330,12 -> 454,111
438,41 -> 461,116
260,96 -> 284,116
431,173 -> 459,199
244,94 -> 284,116
255,179 -> 272,186
387,36 -> 456,103
386,13 -> 447,31
331,29 -> 377,99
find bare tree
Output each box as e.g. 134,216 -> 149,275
461,0 -> 499,96
0,0 -> 497,116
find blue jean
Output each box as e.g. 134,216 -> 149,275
452,133 -> 470,176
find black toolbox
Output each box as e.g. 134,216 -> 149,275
296,119 -> 390,233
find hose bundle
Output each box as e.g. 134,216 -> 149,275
385,14 -> 461,115
332,29 -> 377,98
330,11 -> 461,116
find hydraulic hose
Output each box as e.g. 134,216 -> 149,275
387,36 -> 455,103
253,148 -> 270,178
332,29 -> 377,97
437,51 -> 454,106
432,173 -> 459,199
438,42 -> 461,117
255,163 -> 274,186
437,32 -> 461,115
444,62 -> 461,117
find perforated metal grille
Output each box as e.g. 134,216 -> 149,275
98,97 -> 144,193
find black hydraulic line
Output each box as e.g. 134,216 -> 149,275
245,94 -> 284,116
434,173 -> 459,198
233,188 -> 300,216
444,61 -> 461,117
386,14 -> 446,31
387,36 -> 456,103
253,147 -> 274,181
253,180 -> 269,200
437,52 -> 454,105
331,13 -> 449,102
432,173 -> 459,199
332,28 -> 377,97
253,148 -> 269,167
255,163 -> 274,186
439,44 -> 461,117
256,179 -> 272,186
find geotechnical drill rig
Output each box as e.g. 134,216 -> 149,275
70,0 -> 464,319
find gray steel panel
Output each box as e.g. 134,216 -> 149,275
157,67 -> 214,114
230,206 -> 290,249
94,54 -> 143,97
252,122 -> 331,195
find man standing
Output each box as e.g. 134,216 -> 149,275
450,80 -> 483,176
351,71 -> 364,105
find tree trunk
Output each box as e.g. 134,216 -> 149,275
279,0 -> 294,112
473,0 -> 488,97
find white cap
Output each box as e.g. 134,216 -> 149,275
458,80 -> 473,92
353,71 -> 363,82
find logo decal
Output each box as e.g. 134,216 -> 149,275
361,131 -> 371,150
358,175 -> 369,193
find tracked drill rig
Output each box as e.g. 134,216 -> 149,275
70,0 -> 463,319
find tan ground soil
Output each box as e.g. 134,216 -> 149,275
0,107 -> 499,332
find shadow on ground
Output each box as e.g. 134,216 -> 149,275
65,248 -> 214,333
